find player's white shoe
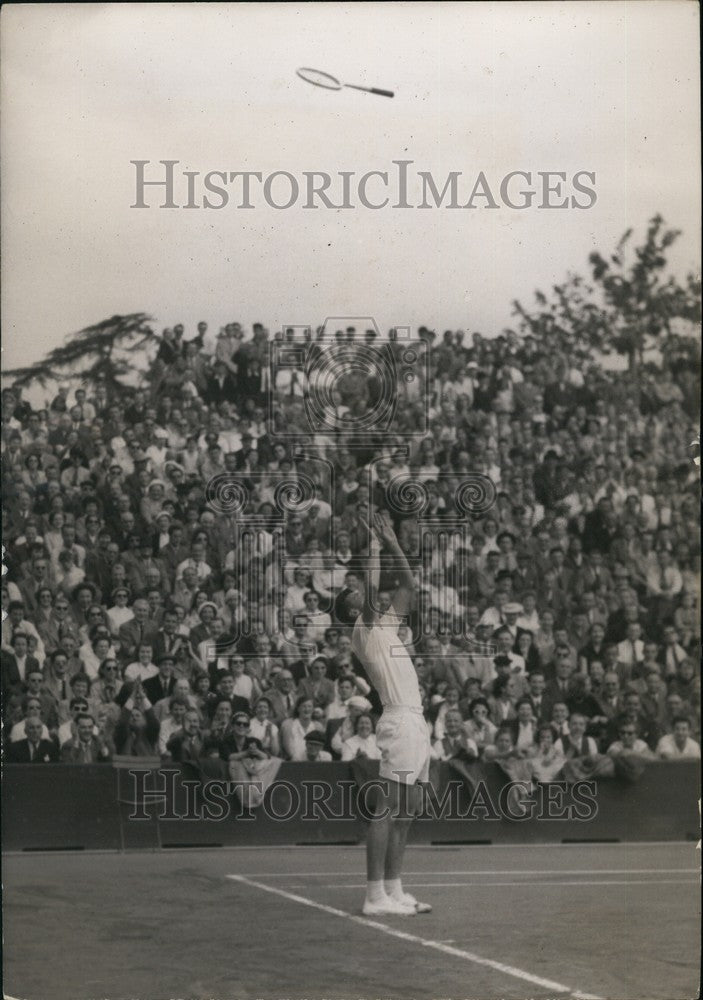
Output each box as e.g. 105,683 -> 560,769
362,894 -> 417,917
397,891 -> 433,914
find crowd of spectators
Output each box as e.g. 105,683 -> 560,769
2,320 -> 700,785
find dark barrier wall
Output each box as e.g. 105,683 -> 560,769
2,761 -> 700,852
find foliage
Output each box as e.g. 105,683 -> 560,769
511,215 -> 701,369
4,313 -> 157,392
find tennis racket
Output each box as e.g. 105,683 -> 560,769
296,67 -> 394,98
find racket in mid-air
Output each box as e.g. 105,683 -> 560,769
296,67 -> 394,98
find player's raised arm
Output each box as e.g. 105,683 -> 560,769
358,514 -> 382,626
372,511 -> 417,618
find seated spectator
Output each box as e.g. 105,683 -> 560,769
515,630 -> 541,674
1,601 -> 45,661
659,624 -> 688,678
8,695 -> 52,744
42,648 -> 74,708
60,712 -> 112,763
165,708 -> 205,762
483,724 -> 520,762
297,655 -> 336,711
463,696 -> 498,755
304,729 -> 332,762
249,697 -> 281,756
152,676 -> 198,721
606,690 -> 661,751
222,713 -> 280,810
20,668 -> 59,730
2,630 -> 41,695
431,685 -> 463,741
509,698 -> 538,752
7,716 -> 58,763
105,586 -> 134,636
266,669 -> 299,726
555,713 -> 598,758
667,659 -> 699,708
124,642 -> 159,684
528,724 -> 566,781
565,674 -> 601,721
114,703 -> 160,757
341,713 -> 381,761
326,694 -> 373,758
432,709 -> 479,762
78,630 -> 116,681
204,698 -> 235,747
673,591 -> 699,648
550,701 -> 571,740
143,654 -> 178,705
524,669 -> 550,723
281,696 -> 324,761
656,717 -> 701,760
487,674 -> 518,727
157,695 -> 191,754
607,722 -> 655,760
205,673 -> 251,721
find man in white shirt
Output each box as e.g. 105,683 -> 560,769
656,718 -> 701,760
607,724 -> 654,759
616,622 -> 645,671
175,540 -> 213,582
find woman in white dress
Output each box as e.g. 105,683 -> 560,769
341,714 -> 381,761
248,697 -> 281,756
280,696 -> 323,761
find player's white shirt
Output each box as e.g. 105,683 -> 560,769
351,607 -> 421,711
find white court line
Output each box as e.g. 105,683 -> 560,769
227,873 -> 604,1000
242,867 -> 699,877
326,878 -> 699,889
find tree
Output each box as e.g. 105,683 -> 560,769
4,313 -> 157,393
512,215 -> 701,371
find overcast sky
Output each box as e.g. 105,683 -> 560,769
1,1 -> 700,371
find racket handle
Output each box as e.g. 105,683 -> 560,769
346,83 -> 395,98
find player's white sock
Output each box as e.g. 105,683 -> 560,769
366,880 -> 386,904
385,878 -> 403,900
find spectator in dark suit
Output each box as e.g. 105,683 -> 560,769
142,655 -> 177,705
7,717 -> 58,763
117,598 -> 159,664
605,690 -> 661,751
204,362 -> 237,407
204,674 -> 250,721
60,713 -> 112,763
565,674 -> 602,721
525,670 -> 550,723
151,610 -> 191,675
266,670 -> 299,726
1,631 -> 41,695
165,708 -> 205,762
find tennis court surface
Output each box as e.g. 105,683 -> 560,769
3,841 -> 700,1000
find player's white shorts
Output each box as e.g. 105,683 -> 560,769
376,706 -> 431,785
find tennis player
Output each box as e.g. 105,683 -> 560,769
347,511 -> 432,917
